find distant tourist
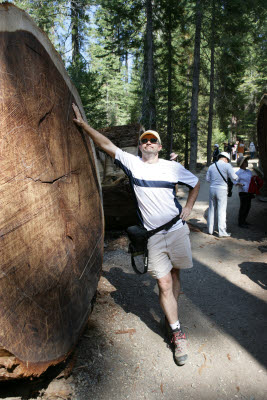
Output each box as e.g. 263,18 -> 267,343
249,142 -> 256,159
225,142 -> 232,159
236,156 -> 253,228
232,142 -> 237,160
237,140 -> 245,159
212,144 -> 220,163
206,152 -> 240,237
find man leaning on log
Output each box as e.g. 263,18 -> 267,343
72,104 -> 200,366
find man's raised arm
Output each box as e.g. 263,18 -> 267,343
72,103 -> 118,159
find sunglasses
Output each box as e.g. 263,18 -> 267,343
140,138 -> 158,144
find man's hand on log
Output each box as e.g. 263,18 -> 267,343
72,103 -> 85,127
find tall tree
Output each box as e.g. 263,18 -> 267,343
70,0 -> 89,64
166,4 -> 173,157
206,0 -> 215,166
141,0 -> 156,130
14,0 -> 58,33
156,0 -> 181,158
189,0 -> 202,171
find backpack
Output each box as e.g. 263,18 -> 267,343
248,176 -> 264,195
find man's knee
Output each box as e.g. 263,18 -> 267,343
157,273 -> 172,294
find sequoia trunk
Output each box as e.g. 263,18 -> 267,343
0,4 -> 104,379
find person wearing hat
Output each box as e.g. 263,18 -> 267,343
206,152 -> 239,237
72,104 -> 200,366
212,144 -> 220,163
236,156 -> 253,228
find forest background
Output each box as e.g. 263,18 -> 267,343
4,0 -> 267,170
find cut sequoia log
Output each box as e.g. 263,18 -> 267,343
257,94 -> 267,198
97,124 -> 144,229
0,4 -> 104,379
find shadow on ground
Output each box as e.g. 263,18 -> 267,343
103,256 -> 267,369
0,348 -> 76,399
0,360 -> 70,399
239,262 -> 267,290
183,259 -> 267,368
102,268 -> 163,337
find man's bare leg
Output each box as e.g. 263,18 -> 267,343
171,268 -> 180,302
157,272 -> 178,324
158,269 -> 188,366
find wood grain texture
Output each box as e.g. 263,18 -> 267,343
0,4 -> 104,378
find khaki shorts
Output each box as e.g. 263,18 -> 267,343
147,223 -> 193,279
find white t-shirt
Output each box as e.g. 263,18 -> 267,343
206,160 -> 238,190
249,143 -> 256,152
115,149 -> 199,232
236,169 -> 252,193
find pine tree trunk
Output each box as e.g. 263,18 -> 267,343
71,0 -> 80,64
166,7 -> 173,158
189,0 -> 202,171
184,58 -> 191,169
207,0 -> 215,166
141,0 -> 156,130
125,51 -> 129,84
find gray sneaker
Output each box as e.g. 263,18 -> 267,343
171,328 -> 188,366
219,232 -> 231,237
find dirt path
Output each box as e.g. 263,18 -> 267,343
1,160 -> 267,400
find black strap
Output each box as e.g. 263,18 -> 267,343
131,248 -> 148,275
147,214 -> 181,239
215,162 -> 227,183
130,214 -> 181,275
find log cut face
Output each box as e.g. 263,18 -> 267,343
0,6 -> 103,379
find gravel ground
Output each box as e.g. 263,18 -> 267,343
1,160 -> 267,400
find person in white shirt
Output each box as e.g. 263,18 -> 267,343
249,142 -> 256,159
72,104 -> 200,367
236,156 -> 253,228
206,152 -> 239,237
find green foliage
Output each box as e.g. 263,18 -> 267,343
5,0 -> 267,158
67,59 -> 107,127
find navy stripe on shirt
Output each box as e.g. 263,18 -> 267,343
115,159 -> 177,189
132,177 -> 176,189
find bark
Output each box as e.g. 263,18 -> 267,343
207,0 -> 215,167
257,95 -> 267,197
99,123 -> 141,148
189,0 -> 202,171
125,51 -> 129,84
0,4 -> 103,380
184,57 -> 191,169
71,0 -> 80,64
166,6 -> 173,158
141,0 -> 156,130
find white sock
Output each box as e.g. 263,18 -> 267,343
170,320 -> 180,331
